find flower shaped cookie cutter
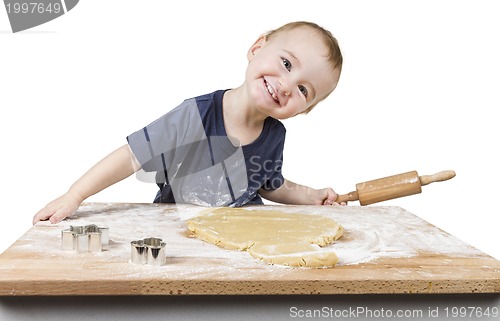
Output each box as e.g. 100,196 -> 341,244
130,237 -> 166,266
61,224 -> 109,253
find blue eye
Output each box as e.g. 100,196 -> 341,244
299,85 -> 308,97
282,58 -> 292,71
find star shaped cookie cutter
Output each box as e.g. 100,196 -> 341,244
61,224 -> 109,253
130,237 -> 166,266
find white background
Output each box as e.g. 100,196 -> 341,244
1,0 -> 499,260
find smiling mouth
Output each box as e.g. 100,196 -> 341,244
264,79 -> 279,104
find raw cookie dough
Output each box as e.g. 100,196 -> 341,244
187,207 -> 344,267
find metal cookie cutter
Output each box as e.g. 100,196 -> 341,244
61,224 -> 109,252
130,237 -> 166,266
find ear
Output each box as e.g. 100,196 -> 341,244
247,35 -> 267,62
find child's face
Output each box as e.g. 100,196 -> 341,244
245,27 -> 339,119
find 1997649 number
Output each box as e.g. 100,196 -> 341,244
444,306 -> 499,318
5,2 -> 62,14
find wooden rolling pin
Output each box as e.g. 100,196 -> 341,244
336,170 -> 456,205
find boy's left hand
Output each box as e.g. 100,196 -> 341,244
317,187 -> 347,206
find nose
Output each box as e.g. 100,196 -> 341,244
278,79 -> 291,96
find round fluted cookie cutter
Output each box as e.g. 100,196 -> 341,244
130,237 -> 166,266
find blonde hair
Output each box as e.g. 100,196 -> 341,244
265,21 -> 343,113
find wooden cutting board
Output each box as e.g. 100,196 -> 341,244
0,203 -> 498,295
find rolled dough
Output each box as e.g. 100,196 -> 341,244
187,207 -> 344,268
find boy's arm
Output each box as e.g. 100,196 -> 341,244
259,179 -> 342,206
32,144 -> 141,224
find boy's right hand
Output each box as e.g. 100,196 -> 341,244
32,192 -> 83,225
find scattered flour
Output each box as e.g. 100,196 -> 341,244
14,203 -> 483,280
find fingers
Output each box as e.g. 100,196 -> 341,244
319,188 -> 348,206
319,188 -> 336,205
33,192 -> 82,225
323,199 -> 333,205
49,207 -> 71,224
32,203 -> 72,225
32,207 -> 55,225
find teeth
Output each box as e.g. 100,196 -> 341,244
266,81 -> 279,102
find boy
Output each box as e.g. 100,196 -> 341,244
33,21 -> 344,225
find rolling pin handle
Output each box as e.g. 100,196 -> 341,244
335,190 -> 359,204
419,170 -> 456,186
